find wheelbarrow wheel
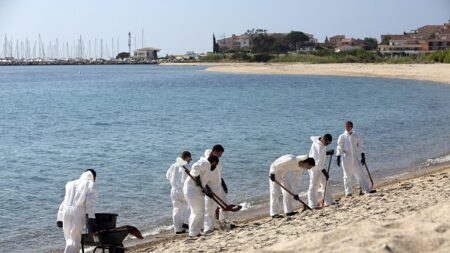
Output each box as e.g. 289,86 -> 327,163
112,245 -> 125,253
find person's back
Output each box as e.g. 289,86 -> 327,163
57,170 -> 98,253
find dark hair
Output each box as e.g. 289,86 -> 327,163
212,144 -> 224,152
345,121 -> 353,127
181,151 -> 191,159
304,158 -> 315,166
323,133 -> 332,142
207,154 -> 219,164
86,169 -> 96,180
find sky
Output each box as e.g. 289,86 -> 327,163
1,0 -> 449,56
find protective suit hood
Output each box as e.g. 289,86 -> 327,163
203,149 -> 212,158
79,171 -> 95,182
310,136 -> 322,145
176,157 -> 188,166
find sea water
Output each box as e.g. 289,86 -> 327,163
0,65 -> 449,252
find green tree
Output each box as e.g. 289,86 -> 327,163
285,31 -> 310,50
251,34 -> 276,53
363,37 -> 379,50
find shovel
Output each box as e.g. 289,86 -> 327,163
320,154 -> 333,207
271,177 -> 312,211
179,161 -> 241,212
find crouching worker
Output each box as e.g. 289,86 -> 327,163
183,155 -> 219,238
57,169 -> 98,253
166,151 -> 192,234
269,155 -> 315,219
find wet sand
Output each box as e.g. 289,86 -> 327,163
126,163 -> 450,253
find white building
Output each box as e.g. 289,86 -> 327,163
133,47 -> 161,60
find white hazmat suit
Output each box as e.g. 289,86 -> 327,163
183,158 -> 213,237
269,154 -> 308,216
166,157 -> 191,233
337,130 -> 371,195
57,171 -> 98,253
308,136 -> 334,208
202,149 -> 228,232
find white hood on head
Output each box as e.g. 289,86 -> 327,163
79,171 -> 95,182
176,157 -> 187,166
203,149 -> 212,159
310,136 -> 321,144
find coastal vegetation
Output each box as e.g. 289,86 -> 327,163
200,48 -> 450,64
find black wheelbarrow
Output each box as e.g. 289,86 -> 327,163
81,227 -> 128,253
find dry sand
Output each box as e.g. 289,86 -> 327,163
127,165 -> 450,253
193,63 -> 450,84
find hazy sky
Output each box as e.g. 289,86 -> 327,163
1,0 -> 449,55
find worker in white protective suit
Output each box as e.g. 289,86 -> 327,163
202,144 -> 233,233
336,121 -> 376,196
57,169 -> 98,253
269,154 -> 315,218
166,151 -> 192,234
183,155 -> 219,238
308,134 -> 335,209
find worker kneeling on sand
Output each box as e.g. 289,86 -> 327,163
183,155 -> 219,237
269,154 -> 315,219
166,151 -> 192,234
308,134 -> 335,209
57,169 -> 98,253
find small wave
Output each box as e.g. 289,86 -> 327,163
423,154 -> 450,166
238,201 -> 253,211
92,122 -> 112,126
141,225 -> 173,238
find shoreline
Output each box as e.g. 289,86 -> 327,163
124,159 -> 450,252
161,62 -> 450,85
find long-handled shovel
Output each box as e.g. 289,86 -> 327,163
364,162 -> 375,190
271,178 -> 312,211
182,165 -> 241,212
320,154 -> 333,207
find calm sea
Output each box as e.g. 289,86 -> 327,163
0,65 -> 449,252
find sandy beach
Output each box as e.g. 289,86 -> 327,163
162,63 -> 450,85
127,164 -> 450,253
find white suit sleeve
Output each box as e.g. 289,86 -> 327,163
312,144 -> 325,169
357,134 -> 365,154
166,164 -> 175,188
85,183 -> 98,218
336,135 -> 345,156
57,183 -> 69,221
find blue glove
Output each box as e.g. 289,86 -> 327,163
326,149 -> 335,156
361,153 -> 366,166
336,156 -> 341,167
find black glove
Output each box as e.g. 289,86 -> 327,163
221,178 -> 228,194
293,195 -> 300,201
336,156 -> 341,167
269,173 -> 275,182
87,218 -> 98,233
203,185 -> 214,198
56,221 -> 63,228
326,149 -> 335,156
195,176 -> 202,187
321,169 -> 330,180
361,153 -> 366,166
